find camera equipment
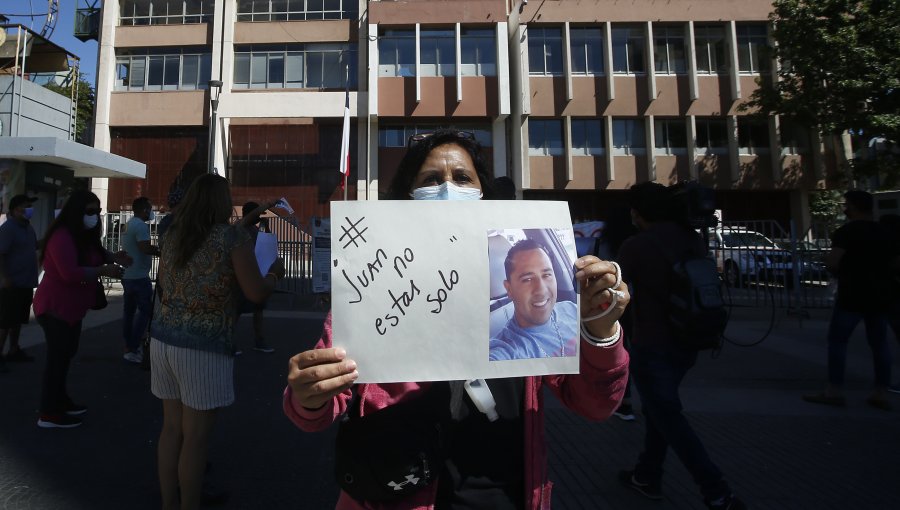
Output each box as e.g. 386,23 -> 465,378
670,181 -> 718,231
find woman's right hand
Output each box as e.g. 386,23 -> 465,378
287,348 -> 358,410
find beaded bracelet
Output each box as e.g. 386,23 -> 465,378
580,320 -> 621,348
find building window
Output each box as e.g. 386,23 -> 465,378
233,44 -> 356,89
378,125 -> 492,148
119,0 -> 215,26
379,29 -> 416,77
570,27 -> 604,75
736,24 -> 770,74
528,27 -> 563,76
694,25 -> 727,74
738,117 -> 770,155
115,48 -> 211,91
611,26 -> 646,74
695,117 -> 729,155
780,119 -> 809,155
420,29 -> 456,77
461,28 -> 496,77
612,119 -> 646,155
653,26 -> 686,75
235,0 -> 358,21
528,119 -> 564,156
571,119 -> 604,156
654,119 -> 687,155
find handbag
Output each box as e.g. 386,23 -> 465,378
91,280 -> 108,310
334,384 -> 449,503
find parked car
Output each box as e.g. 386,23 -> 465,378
708,228 -> 794,287
775,238 -> 831,282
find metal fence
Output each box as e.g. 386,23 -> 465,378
102,212 -> 315,296
712,220 -> 835,312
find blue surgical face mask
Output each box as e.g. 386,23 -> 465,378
411,181 -> 483,201
23,207 -> 34,220
83,214 -> 99,230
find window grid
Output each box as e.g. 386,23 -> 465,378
695,118 -> 729,154
571,118 -> 604,156
654,119 -> 687,155
694,25 -> 728,74
378,125 -> 493,148
738,117 -> 770,155
612,119 -> 646,155
119,1 -> 214,26
611,26 -> 646,74
379,30 -> 416,77
460,28 -> 496,77
420,29 -> 456,77
570,27 -> 604,75
235,0 -> 358,22
233,44 -> 357,89
528,119 -> 564,156
779,120 -> 809,156
528,27 -> 564,76
736,24 -> 770,74
653,26 -> 686,75
115,49 -> 212,91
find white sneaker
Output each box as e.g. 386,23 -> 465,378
123,351 -> 143,364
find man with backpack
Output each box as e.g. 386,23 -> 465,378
616,182 -> 744,510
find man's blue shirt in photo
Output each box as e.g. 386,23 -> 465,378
489,300 -> 579,361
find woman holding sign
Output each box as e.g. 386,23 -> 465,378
151,174 -> 285,510
283,130 -> 628,509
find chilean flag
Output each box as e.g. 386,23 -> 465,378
339,85 -> 351,191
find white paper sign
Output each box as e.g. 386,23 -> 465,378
255,231 -> 278,276
311,217 -> 332,293
331,200 -> 579,383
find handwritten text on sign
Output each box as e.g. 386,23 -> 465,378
331,200 -> 578,383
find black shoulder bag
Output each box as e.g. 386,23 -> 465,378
334,384 -> 449,503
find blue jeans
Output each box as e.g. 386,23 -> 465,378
122,278 -> 153,352
630,346 -> 728,501
827,306 -> 890,387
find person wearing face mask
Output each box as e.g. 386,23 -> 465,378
0,195 -> 40,371
283,129 -> 630,509
32,190 -> 132,428
121,197 -> 161,364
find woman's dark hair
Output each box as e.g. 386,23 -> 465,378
166,174 -> 234,268
386,129 -> 494,200
40,189 -> 103,265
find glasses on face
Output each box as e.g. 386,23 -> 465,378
84,208 -> 102,216
407,130 -> 476,148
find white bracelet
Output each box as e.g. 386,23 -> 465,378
610,261 -> 622,290
580,320 -> 621,348
581,261 -> 624,322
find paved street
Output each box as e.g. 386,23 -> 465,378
1,290 -> 898,509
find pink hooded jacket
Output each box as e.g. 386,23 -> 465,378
283,313 -> 629,510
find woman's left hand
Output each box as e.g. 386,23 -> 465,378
112,250 -> 133,267
574,256 -> 629,338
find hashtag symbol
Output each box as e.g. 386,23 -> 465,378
339,216 -> 369,249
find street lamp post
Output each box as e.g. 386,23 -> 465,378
207,80 -> 223,174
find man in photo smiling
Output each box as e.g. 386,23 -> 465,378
490,239 -> 578,361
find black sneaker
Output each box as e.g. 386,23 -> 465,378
614,403 -> 636,421
63,403 -> 88,416
253,341 -> 275,353
5,349 -> 34,362
37,414 -> 83,429
707,494 -> 746,510
618,470 -> 663,500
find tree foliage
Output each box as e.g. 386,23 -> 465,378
748,0 -> 900,141
44,77 -> 96,145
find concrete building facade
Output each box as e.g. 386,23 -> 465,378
93,1 -> 838,228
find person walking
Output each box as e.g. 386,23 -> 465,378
150,174 -> 284,510
33,190 -> 131,428
121,197 -> 160,364
234,201 -> 276,355
803,190 -> 895,409
0,195 -> 40,372
617,182 -> 744,510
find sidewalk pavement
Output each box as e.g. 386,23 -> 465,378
1,290 -> 898,509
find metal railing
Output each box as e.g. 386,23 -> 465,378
102,212 -> 315,296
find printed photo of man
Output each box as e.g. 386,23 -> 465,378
490,235 -> 578,361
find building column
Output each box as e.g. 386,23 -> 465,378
686,21 -> 699,100
686,115 -> 698,179
91,0 -> 121,212
646,115 -> 656,181
604,116 -> 615,181
564,116 -> 573,181
726,21 -> 741,101
604,22 -> 615,101
492,118 -> 508,180
770,115 -> 782,182
646,21 -> 657,102
727,115 -> 740,182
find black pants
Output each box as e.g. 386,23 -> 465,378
38,315 -> 83,415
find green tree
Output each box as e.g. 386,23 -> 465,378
744,0 -> 900,187
44,77 -> 96,145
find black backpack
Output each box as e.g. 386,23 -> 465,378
655,235 -> 727,351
